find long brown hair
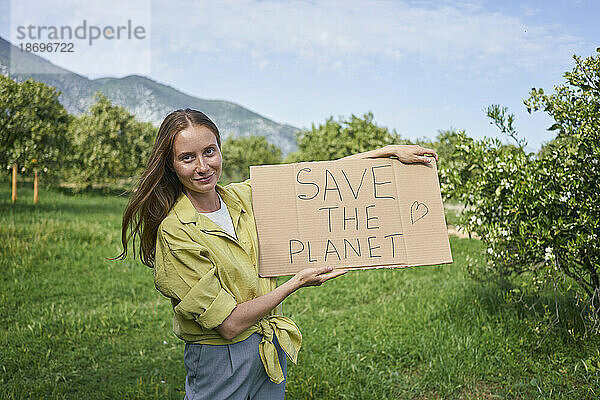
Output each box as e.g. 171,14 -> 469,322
112,108 -> 220,268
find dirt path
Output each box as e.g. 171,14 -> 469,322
447,225 -> 479,239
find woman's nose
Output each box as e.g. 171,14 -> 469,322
195,158 -> 209,173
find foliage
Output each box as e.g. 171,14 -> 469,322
63,92 -> 155,188
220,135 -> 282,183
524,51 -> 600,328
285,112 -> 406,162
0,75 -> 71,183
415,128 -> 476,200
486,104 -> 526,149
447,51 -> 600,331
420,129 -> 466,165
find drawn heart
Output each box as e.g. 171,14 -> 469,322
410,201 -> 429,224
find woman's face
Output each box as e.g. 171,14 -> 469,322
171,124 -> 222,198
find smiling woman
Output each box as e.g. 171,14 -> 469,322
113,108 -> 436,399
170,124 -> 223,212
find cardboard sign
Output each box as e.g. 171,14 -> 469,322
250,158 -> 452,277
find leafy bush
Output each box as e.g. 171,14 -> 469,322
221,135 -> 282,183
447,51 -> 600,332
63,93 -> 155,189
285,112 -> 407,162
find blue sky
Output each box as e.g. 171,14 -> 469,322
1,0 -> 598,151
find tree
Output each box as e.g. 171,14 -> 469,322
413,129 -> 473,200
0,75 -> 70,185
448,50 -> 600,331
486,104 -> 526,149
64,93 -> 155,188
285,112 -> 406,163
221,135 -> 282,183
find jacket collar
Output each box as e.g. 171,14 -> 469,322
172,184 -> 245,227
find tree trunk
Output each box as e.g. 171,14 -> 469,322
33,170 -> 39,204
11,163 -> 17,203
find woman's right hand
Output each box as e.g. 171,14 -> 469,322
215,266 -> 347,340
292,266 -> 347,288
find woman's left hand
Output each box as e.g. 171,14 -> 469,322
341,144 -> 438,164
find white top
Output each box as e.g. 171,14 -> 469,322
200,194 -> 237,239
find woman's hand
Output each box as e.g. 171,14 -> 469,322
341,144 -> 438,164
215,266 -> 347,339
292,266 -> 347,288
382,144 -> 438,164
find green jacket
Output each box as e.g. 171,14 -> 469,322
154,180 -> 301,384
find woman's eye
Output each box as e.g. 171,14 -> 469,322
206,147 -> 215,155
182,155 -> 194,161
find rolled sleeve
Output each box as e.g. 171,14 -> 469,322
173,265 -> 237,329
157,239 -> 238,330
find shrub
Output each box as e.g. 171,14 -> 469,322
448,51 -> 600,332
221,135 -> 282,183
63,93 -> 155,189
284,112 -> 407,162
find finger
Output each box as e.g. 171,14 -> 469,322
417,147 -> 438,161
315,266 -> 334,275
332,269 -> 348,278
416,146 -> 435,155
327,269 -> 348,278
411,155 -> 432,164
320,269 -> 348,282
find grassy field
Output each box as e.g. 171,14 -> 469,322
1,181 -> 599,399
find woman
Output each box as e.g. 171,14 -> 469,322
116,109 -> 437,399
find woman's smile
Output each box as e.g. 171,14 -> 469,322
193,173 -> 215,182
171,124 -> 223,210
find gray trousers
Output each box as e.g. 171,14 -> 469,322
184,333 -> 287,400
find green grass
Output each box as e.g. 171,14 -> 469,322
1,181 -> 599,399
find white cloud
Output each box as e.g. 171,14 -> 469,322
151,0 -> 585,77
5,0 -> 587,80
521,5 -> 540,16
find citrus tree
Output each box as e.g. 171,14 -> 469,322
0,75 -> 70,185
221,135 -> 282,183
64,93 -> 155,188
285,112 -> 406,162
448,50 -> 600,331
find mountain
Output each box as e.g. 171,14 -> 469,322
0,36 -> 299,154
